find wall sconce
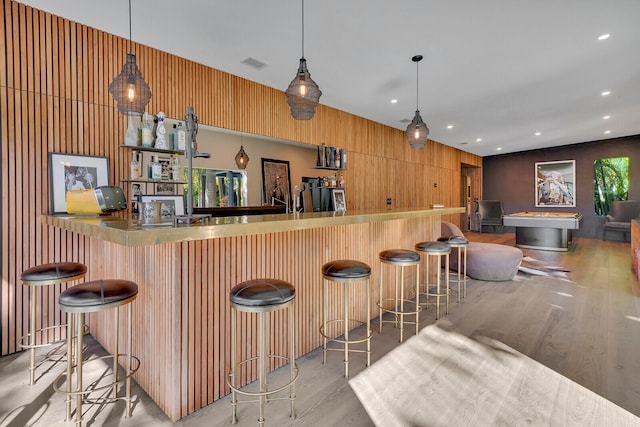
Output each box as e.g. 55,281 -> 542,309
235,145 -> 249,169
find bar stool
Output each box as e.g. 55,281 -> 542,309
227,279 -> 298,426
19,262 -> 87,385
377,249 -> 421,343
53,279 -> 139,426
320,260 -> 372,378
438,236 -> 469,302
415,242 -> 450,320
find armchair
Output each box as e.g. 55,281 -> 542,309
603,200 -> 640,241
476,200 -> 504,233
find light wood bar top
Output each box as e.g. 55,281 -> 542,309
44,207 -> 464,247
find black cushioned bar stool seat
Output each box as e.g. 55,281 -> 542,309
438,236 -> 470,302
54,279 -> 139,426
320,260 -> 372,378
415,242 -> 451,320
227,279 -> 298,426
377,249 -> 421,343
20,262 -> 87,385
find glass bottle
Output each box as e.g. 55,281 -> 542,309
171,156 -> 182,181
176,122 -> 186,151
335,147 -> 341,169
141,114 -> 153,148
150,155 -> 162,180
130,151 -> 141,180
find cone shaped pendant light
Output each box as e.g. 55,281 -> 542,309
405,55 -> 429,149
285,0 -> 322,120
108,0 -> 152,115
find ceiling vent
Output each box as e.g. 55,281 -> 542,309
241,57 -> 267,70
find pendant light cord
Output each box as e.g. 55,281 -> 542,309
128,0 -> 132,53
301,0 -> 305,59
415,60 -> 419,110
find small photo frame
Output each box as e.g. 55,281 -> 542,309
535,160 -> 576,207
140,194 -> 185,220
48,152 -> 110,214
332,189 -> 346,212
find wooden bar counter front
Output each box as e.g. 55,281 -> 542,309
44,207 -> 463,421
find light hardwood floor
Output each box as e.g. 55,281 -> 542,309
2,233 -> 640,426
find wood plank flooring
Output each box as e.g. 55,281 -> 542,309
1,233 -> 640,426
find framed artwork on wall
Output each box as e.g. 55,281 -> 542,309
261,158 -> 291,206
48,152 -> 110,214
535,160 -> 576,207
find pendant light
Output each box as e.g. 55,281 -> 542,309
285,0 -> 322,120
405,55 -> 429,149
108,0 -> 152,116
235,135 -> 250,169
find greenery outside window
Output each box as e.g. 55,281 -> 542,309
594,157 -> 628,215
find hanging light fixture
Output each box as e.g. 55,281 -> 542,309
405,55 -> 429,149
285,0 -> 322,120
108,0 -> 152,116
235,136 -> 250,169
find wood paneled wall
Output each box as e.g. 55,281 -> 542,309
0,0 -> 480,366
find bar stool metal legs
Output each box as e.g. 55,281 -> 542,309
415,242 -> 451,320
377,249 -> 421,342
438,236 -> 469,302
53,279 -> 139,426
227,279 -> 298,426
19,262 -> 87,385
320,260 -> 372,378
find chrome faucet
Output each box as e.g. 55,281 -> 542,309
272,195 -> 290,214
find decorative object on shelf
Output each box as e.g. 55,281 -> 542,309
285,0 -> 322,120
129,151 -> 141,180
329,145 -> 335,168
48,152 -> 109,214
332,189 -> 346,212
340,148 -> 346,169
405,55 -> 429,149
154,111 -> 169,149
175,122 -> 186,151
108,0 -> 151,115
140,113 -> 153,147
235,135 -> 250,170
124,114 -> 137,146
316,145 -> 323,167
139,194 -> 185,221
335,147 -> 341,169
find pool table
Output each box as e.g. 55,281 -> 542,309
502,211 -> 582,251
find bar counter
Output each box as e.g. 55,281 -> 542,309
45,207 -> 463,420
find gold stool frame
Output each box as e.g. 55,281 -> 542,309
447,241 -> 468,302
377,251 -> 421,343
19,266 -> 87,385
320,271 -> 372,378
415,243 -> 451,320
227,298 -> 298,426
53,294 -> 139,426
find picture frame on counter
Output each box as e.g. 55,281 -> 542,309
139,194 -> 185,220
261,158 -> 292,206
332,189 -> 346,212
48,152 -> 109,214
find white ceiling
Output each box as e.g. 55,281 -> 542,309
18,0 -> 640,157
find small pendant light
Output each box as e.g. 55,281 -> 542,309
108,0 -> 152,115
285,0 -> 322,120
405,55 -> 429,149
235,136 -> 250,170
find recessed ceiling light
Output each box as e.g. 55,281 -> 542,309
598,34 -> 610,41
603,115 -> 611,119
390,99 -> 398,104
604,130 -> 611,134
446,125 -> 453,129
601,90 -> 611,96
535,132 -> 541,136
476,138 -> 482,142
496,147 -> 502,151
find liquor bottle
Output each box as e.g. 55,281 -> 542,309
141,114 -> 153,148
339,173 -> 345,188
329,145 -> 335,168
335,147 -> 341,169
150,155 -> 162,180
171,156 -> 182,181
176,122 -> 186,151
168,124 -> 177,150
340,149 -> 347,169
316,145 -> 322,167
129,151 -> 141,180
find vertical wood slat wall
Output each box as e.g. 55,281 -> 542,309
1,0 -> 481,412
87,216 -> 441,420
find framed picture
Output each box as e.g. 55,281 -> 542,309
48,152 -> 110,214
155,182 -> 176,195
261,158 -> 291,206
332,189 -> 346,212
140,194 -> 185,220
535,160 -> 576,207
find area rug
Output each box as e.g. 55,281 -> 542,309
349,325 -> 638,426
518,256 -> 571,280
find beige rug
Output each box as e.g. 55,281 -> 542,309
349,325 -> 639,426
